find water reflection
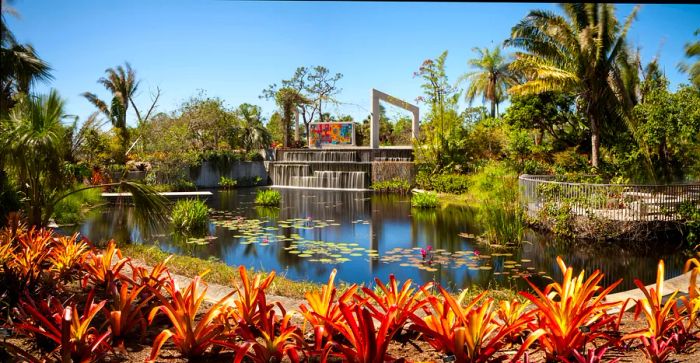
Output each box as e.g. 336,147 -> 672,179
69,187 -> 689,292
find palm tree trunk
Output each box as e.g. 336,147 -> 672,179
590,115 -> 600,169
490,101 -> 496,118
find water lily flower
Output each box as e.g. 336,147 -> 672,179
420,248 -> 427,260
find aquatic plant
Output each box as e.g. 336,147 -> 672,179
371,179 -> 412,194
52,186 -> 102,225
411,191 -> 439,208
255,189 -> 281,206
219,176 -> 238,189
171,198 -> 209,233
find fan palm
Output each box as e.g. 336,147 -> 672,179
0,14 -> 53,116
236,103 -> 272,152
0,91 -> 168,228
82,62 -> 140,164
679,29 -> 700,89
459,46 -> 517,118
505,3 -> 639,168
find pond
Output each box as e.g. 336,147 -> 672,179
69,187 -> 690,293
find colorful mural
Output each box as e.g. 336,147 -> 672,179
309,122 -> 354,147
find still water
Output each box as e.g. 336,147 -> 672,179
70,188 -> 689,292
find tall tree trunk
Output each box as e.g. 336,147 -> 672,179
590,115 -> 600,169
490,101 -> 496,118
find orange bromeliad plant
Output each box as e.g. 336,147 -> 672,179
233,293 -> 304,363
81,240 -> 129,289
623,260 -> 683,361
222,266 -> 277,328
520,256 -> 623,362
147,275 -> 235,361
411,286 -> 541,363
48,233 -> 90,279
299,268 -> 358,353
105,281 -> 152,348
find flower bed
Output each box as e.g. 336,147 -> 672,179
1,226 -> 700,362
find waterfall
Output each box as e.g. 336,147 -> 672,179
269,150 -> 369,190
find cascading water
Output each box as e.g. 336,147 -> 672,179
269,150 -> 370,190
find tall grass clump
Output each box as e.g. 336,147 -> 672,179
255,189 -> 281,206
52,186 -> 103,224
171,199 -> 209,233
470,161 -> 524,244
411,191 -> 439,208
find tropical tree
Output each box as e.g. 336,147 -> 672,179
0,12 -> 52,116
262,66 -> 343,139
274,87 -> 310,147
505,3 -> 639,168
0,91 -> 168,228
234,103 -> 271,152
679,29 -> 700,89
82,63 -> 143,164
459,46 -> 517,118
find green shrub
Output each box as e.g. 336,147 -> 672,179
679,201 -> 700,246
171,199 -> 209,233
371,179 -> 412,194
411,192 -> 439,208
416,172 -> 471,194
219,176 -> 238,189
52,186 -> 103,224
171,179 -> 196,192
255,189 -> 281,206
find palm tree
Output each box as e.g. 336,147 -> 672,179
679,29 -> 700,89
505,3 -> 639,168
236,103 -> 271,152
0,91 -> 66,226
0,13 -> 53,116
275,87 -> 310,147
0,91 -> 168,228
459,46 -> 516,118
82,62 -> 140,164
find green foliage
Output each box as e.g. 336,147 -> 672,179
469,161 -> 523,244
219,176 -> 237,189
171,179 -> 196,192
411,192 -> 439,208
678,201 -> 700,247
679,29 -> 700,89
0,172 -> 20,225
255,189 -> 281,206
416,172 -> 470,194
52,186 -> 102,224
371,179 -> 412,194
171,199 -> 209,234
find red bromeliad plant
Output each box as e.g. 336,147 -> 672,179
221,266 -> 276,329
520,256 -> 623,362
298,268 -> 358,354
319,301 -> 406,363
358,274 -> 431,331
127,255 -> 172,292
411,286 -> 541,363
674,257 -> 700,350
233,293 -> 304,363
623,260 -> 683,361
14,293 -> 112,363
105,281 -> 152,348
147,275 -> 235,361
81,240 -> 129,289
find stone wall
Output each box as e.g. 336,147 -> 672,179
189,161 -> 268,188
371,161 -> 416,184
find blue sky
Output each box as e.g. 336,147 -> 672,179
6,1 -> 700,126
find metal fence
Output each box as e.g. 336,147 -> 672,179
519,175 -> 700,221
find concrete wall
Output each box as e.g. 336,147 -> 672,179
189,161 -> 268,188
371,161 -> 416,184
